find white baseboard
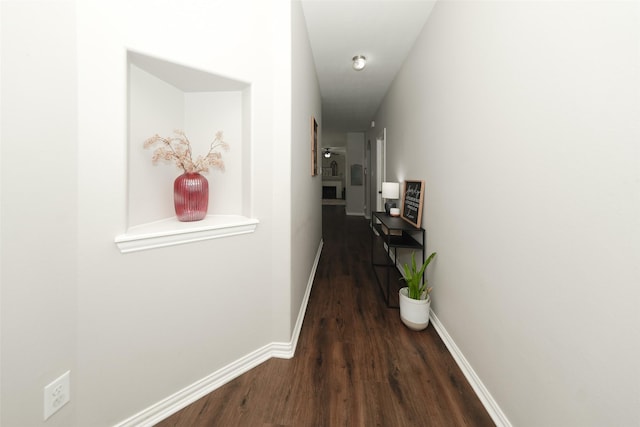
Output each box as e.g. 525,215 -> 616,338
283,239 -> 323,358
114,343 -> 275,427
114,240 -> 324,427
429,311 -> 512,427
115,241 -> 508,427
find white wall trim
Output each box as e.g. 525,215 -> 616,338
430,311 -> 512,427
114,343 -> 274,427
114,239 -> 324,427
114,215 -> 259,253
283,239 -> 323,358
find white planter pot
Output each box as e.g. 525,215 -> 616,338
399,287 -> 431,331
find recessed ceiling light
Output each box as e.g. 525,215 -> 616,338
352,55 -> 366,71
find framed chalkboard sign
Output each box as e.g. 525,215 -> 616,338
401,180 -> 425,228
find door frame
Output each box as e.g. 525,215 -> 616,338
375,127 -> 386,212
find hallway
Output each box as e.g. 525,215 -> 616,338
156,206 -> 494,426
157,206 -> 493,427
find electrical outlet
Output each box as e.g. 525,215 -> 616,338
44,371 -> 70,420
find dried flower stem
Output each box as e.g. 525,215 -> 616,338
144,129 -> 229,174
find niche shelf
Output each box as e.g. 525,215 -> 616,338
114,215 -> 259,253
116,51 -> 256,253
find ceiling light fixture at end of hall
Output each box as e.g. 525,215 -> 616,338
352,55 -> 367,71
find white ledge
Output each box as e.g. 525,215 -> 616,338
115,215 -> 259,253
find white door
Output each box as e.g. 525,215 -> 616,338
375,128 -> 386,212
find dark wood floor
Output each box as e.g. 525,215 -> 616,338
155,206 -> 494,426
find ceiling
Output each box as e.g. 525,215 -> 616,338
301,0 -> 436,133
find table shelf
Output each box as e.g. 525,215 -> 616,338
370,211 -> 425,308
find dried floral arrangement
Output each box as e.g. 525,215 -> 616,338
144,130 -> 229,174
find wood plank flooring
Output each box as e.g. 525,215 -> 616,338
155,206 -> 495,426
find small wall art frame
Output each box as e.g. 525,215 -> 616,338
310,116 -> 318,176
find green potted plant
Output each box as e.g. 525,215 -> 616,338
399,251 -> 437,331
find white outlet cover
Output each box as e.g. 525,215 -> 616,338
44,370 -> 70,420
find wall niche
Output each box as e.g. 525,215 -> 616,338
115,51 -> 256,253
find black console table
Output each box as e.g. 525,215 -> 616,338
370,211 -> 425,308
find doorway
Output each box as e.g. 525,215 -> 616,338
321,147 -> 347,206
374,128 -> 386,213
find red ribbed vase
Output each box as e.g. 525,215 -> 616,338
174,172 -> 209,222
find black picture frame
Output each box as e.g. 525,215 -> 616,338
401,180 -> 425,228
311,116 -> 318,176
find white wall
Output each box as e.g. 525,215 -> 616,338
373,1 -> 640,425
184,92 -> 244,215
1,1 -> 322,426
1,2 -> 78,426
290,1 -> 322,335
76,1 -> 294,424
321,128 -> 347,149
128,63 -> 185,224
